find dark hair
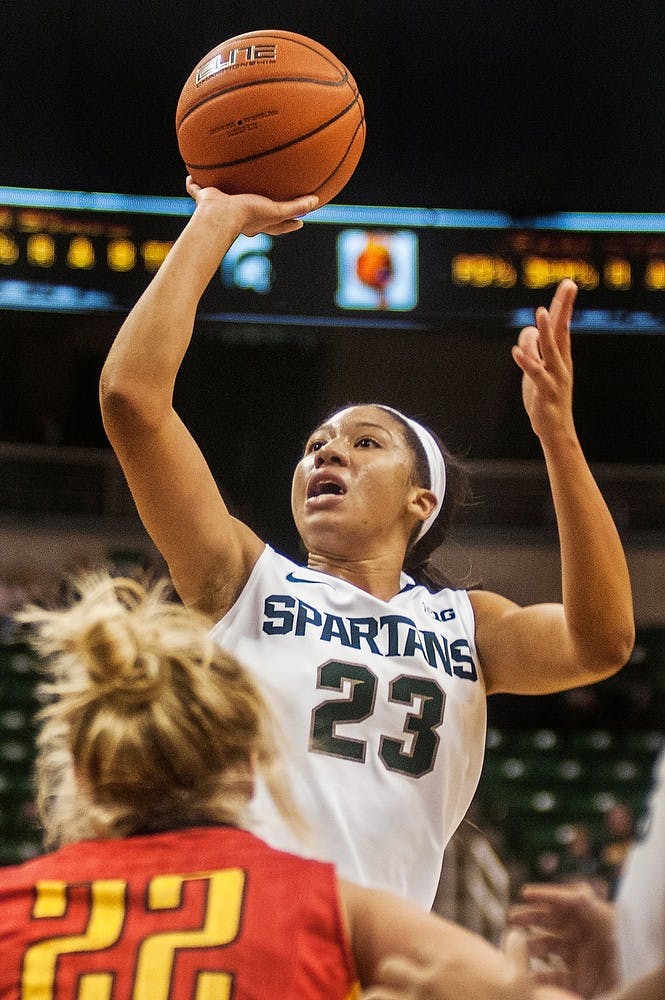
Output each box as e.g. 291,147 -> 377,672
374,407 -> 478,591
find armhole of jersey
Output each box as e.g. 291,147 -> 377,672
213,543 -> 294,633
458,588 -> 484,686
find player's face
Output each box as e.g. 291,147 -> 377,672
291,405 -> 422,556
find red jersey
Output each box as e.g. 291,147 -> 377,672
0,825 -> 360,1000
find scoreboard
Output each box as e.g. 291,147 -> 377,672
1,185 -> 665,334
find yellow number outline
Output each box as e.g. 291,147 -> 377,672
21,868 -> 246,1000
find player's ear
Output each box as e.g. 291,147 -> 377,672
408,487 -> 437,526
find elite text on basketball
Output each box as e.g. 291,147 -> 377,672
196,46 -> 278,86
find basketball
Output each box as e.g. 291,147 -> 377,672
175,29 -> 365,207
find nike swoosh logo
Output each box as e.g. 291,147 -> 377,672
286,570 -> 336,589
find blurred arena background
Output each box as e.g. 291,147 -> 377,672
0,0 -> 664,211
0,0 -> 664,938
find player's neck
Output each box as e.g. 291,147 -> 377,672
305,550 -> 405,601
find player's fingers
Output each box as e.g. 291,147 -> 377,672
519,882 -> 588,904
512,326 -> 547,378
503,927 -> 530,970
534,304 -> 565,372
273,194 -> 319,219
520,882 -> 569,898
519,882 -> 596,915
246,194 -> 318,235
530,952 -> 573,985
524,933 -> 569,961
548,279 -> 578,328
507,906 -> 571,935
185,175 -> 202,198
530,967 -> 574,991
509,900 -> 560,920
540,280 -> 576,364
512,346 -> 554,383
516,324 -> 540,355
262,218 -> 305,236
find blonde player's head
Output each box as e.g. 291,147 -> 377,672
17,572 -> 298,849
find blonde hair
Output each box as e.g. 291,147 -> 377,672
17,571 -> 300,849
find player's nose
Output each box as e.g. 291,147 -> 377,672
314,439 -> 350,466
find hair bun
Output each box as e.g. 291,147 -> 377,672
81,615 -> 164,705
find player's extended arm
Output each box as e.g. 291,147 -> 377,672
99,180 -> 317,615
343,880 -> 548,1000
471,279 -> 634,695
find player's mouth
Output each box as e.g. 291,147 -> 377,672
306,472 -> 348,507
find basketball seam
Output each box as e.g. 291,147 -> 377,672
182,95 -> 365,171
311,117 -> 366,197
176,73 -> 358,132
222,29 -> 349,74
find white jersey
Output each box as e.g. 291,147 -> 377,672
210,545 -> 486,909
616,743 -> 665,985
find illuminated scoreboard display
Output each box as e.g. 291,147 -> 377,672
1,186 -> 664,333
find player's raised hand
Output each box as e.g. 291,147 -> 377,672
511,279 -> 577,443
507,882 -> 618,998
185,175 -> 318,237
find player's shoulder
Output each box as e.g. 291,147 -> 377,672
466,587 -> 517,621
399,576 -> 474,617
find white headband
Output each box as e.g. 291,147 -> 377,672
381,407 -> 447,542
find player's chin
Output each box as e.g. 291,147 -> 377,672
297,510 -> 348,548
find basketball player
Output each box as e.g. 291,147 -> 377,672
506,742 -> 665,999
99,178 -> 634,909
1,571 -> 553,999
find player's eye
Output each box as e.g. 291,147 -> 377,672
305,438 -> 327,454
356,436 -> 379,448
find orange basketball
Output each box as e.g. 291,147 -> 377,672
175,29 -> 366,208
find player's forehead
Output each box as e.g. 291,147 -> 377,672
311,404 -> 405,439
